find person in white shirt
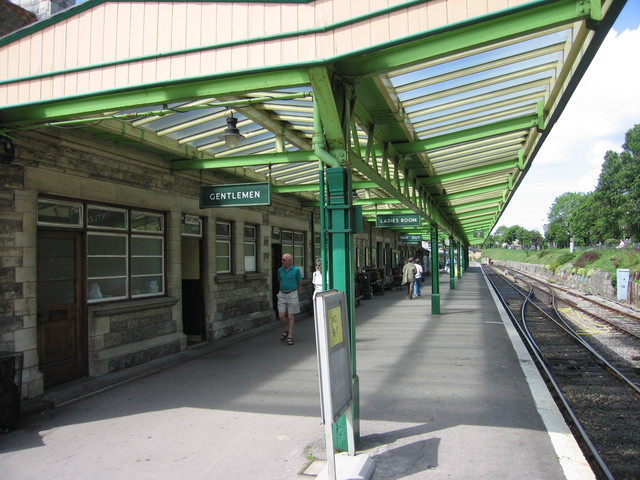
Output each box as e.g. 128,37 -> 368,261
413,259 -> 423,297
312,258 -> 324,300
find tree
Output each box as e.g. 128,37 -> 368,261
594,124 -> 640,241
546,192 -> 587,246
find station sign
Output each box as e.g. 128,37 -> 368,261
400,234 -> 422,244
200,182 -> 271,208
376,214 -> 421,227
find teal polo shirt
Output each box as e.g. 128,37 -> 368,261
278,265 -> 302,291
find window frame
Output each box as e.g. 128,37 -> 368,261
243,224 -> 257,273
216,221 -> 232,274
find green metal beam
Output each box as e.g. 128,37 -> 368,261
0,68 -> 311,127
271,179 -> 377,193
395,116 -> 537,154
454,207 -> 498,219
308,66 -> 345,149
334,0 -> 596,77
171,150 -> 315,171
447,196 -> 503,211
440,183 -> 507,201
423,160 -> 516,185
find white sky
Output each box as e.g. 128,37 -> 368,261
493,2 -> 640,233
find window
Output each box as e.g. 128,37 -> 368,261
216,221 -> 232,273
87,233 -> 127,300
280,230 -> 305,275
131,236 -> 164,297
37,199 -> 166,303
37,200 -> 82,227
86,207 -> 164,302
244,225 -> 257,272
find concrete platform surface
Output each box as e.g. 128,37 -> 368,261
0,265 -> 593,479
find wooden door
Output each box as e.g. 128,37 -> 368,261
37,231 -> 84,388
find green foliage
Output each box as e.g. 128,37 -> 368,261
604,238 -> 619,248
481,248 -> 640,281
592,124 -> 639,242
542,124 -> 640,245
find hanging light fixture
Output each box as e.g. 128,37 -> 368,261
219,113 -> 245,149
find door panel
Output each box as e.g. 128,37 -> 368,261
37,231 -> 84,388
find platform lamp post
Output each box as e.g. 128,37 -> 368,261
430,227 -> 440,315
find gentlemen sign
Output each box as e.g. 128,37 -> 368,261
200,182 -> 271,208
376,214 -> 421,227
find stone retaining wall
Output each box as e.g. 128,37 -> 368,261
489,259 -> 617,299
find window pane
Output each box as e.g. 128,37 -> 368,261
131,275 -> 163,296
40,280 -> 75,305
88,257 -> 127,277
216,256 -> 230,272
88,206 -> 127,229
282,245 -> 293,255
294,232 -> 304,243
37,200 -> 82,227
281,231 -> 293,242
244,243 -> 256,272
272,227 -> 281,241
216,222 -> 230,237
131,257 -> 163,275
216,240 -> 231,273
39,257 -> 75,281
131,236 -> 163,256
88,234 -> 127,255
132,211 -> 163,232
244,225 -> 256,240
88,278 -> 126,300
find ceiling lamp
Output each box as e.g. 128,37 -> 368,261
219,113 -> 245,149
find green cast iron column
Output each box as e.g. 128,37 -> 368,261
325,167 -> 358,451
457,243 -> 462,279
449,241 -> 456,290
430,227 -> 440,314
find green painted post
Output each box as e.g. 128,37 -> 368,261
430,227 -> 440,314
325,167 -> 358,451
449,241 -> 456,290
457,243 -> 462,279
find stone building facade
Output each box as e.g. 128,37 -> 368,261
1,126 -> 406,399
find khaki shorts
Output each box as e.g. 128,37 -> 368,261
277,290 -> 300,315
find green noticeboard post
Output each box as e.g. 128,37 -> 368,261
200,182 -> 271,208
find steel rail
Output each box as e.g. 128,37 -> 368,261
482,265 -> 614,480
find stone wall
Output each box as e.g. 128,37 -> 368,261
489,259 -> 617,299
1,128 -> 314,398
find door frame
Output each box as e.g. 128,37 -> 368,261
36,229 -> 87,388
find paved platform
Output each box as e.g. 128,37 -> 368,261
0,264 -> 594,479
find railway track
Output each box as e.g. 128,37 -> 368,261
483,265 -> 640,480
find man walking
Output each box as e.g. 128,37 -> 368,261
277,253 -> 302,345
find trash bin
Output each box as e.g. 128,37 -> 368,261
0,352 -> 23,431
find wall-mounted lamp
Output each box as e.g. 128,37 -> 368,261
219,114 -> 245,149
0,135 -> 15,165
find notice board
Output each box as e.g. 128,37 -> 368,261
314,290 -> 353,425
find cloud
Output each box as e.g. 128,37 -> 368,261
495,23 -> 640,232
